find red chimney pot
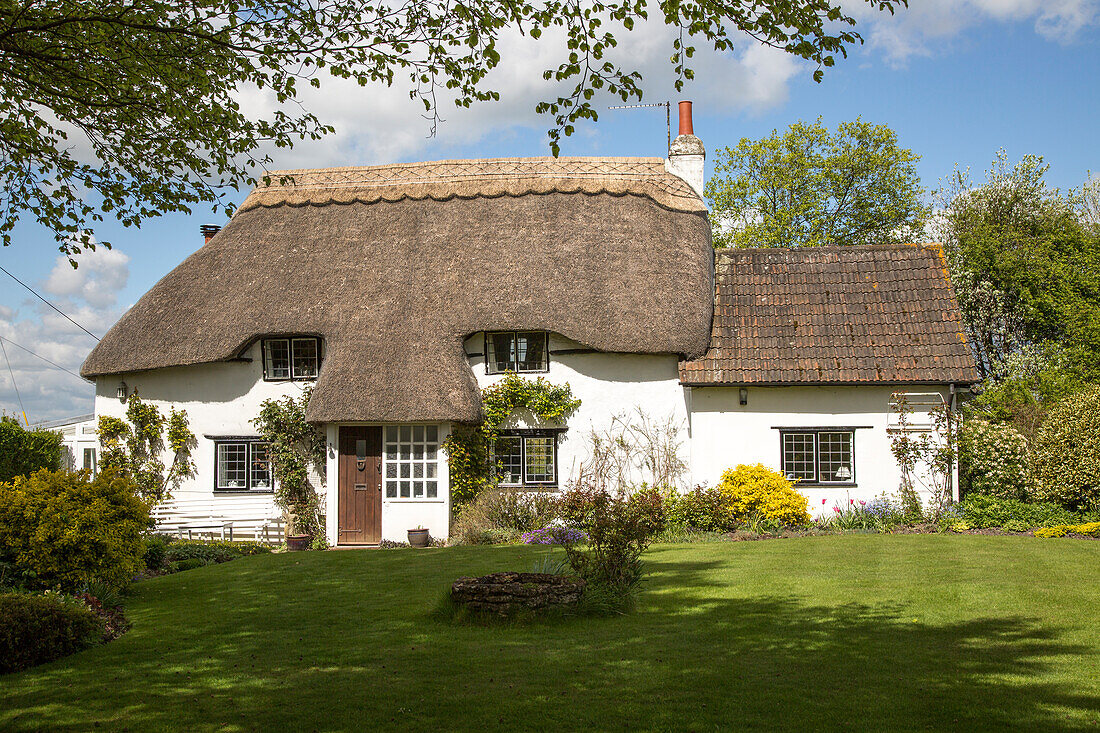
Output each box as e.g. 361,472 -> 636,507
678,101 -> 694,136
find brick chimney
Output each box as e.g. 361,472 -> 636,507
665,101 -> 705,199
200,224 -> 221,244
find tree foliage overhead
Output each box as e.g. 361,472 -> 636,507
704,117 -> 926,248
935,151 -> 1100,385
0,0 -> 905,259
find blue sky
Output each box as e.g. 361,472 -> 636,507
2,1 -> 1099,422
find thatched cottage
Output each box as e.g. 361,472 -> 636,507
82,104 -> 977,544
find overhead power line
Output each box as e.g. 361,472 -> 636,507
0,335 -> 87,382
0,264 -> 101,341
0,337 -> 28,425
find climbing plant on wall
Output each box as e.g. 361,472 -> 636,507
444,372 -> 581,507
98,392 -> 196,503
252,388 -> 327,541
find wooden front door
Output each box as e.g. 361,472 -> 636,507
338,426 -> 383,545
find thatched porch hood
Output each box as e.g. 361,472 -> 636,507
81,157 -> 715,423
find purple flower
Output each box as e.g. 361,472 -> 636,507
521,526 -> 587,545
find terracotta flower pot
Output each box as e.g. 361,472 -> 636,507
287,534 -> 311,552
407,528 -> 431,548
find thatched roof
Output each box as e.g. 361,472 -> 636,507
679,244 -> 979,386
82,157 -> 715,423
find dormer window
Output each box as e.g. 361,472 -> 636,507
263,337 -> 321,381
485,331 -> 549,374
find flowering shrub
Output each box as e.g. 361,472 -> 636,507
1034,386 -> 1100,510
521,527 -> 588,545
718,464 -> 811,526
959,419 -> 1032,501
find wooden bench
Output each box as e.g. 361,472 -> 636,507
151,496 -> 285,544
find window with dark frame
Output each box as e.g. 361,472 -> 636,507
485,331 -> 549,374
263,337 -> 321,381
781,430 -> 855,484
492,431 -> 559,488
215,441 -> 273,492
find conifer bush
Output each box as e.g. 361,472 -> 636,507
0,469 -> 148,591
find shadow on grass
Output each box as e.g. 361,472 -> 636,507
1,546 -> 1098,731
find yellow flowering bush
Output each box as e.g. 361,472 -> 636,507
1034,522 -> 1100,538
717,464 -> 811,526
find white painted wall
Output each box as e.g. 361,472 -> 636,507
688,384 -> 956,516
93,340 -> 318,529
464,332 -> 690,489
94,332 -> 958,540
49,417 -> 99,472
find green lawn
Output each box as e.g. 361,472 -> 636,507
3,536 -> 1099,731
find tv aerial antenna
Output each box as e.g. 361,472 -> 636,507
607,101 -> 671,150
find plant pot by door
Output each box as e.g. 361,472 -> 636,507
287,534 -> 311,552
407,528 -> 430,548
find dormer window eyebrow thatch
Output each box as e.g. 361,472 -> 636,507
262,337 -> 321,381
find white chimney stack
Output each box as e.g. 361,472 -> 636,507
665,101 -> 705,199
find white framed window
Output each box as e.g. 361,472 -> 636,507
82,447 -> 97,474
384,425 -> 439,499
485,331 -> 549,374
780,430 -> 855,484
263,337 -> 321,381
493,431 -> 559,488
215,441 -> 273,492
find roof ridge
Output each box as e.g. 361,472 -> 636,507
716,243 -> 941,255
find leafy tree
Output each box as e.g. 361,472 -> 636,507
935,151 -> 1100,383
704,117 -> 926,248
0,0 -> 905,260
97,393 -> 196,503
0,416 -> 62,482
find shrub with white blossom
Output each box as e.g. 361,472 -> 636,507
959,419 -> 1033,501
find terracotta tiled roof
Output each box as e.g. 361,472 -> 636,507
239,157 -> 705,213
679,244 -> 979,385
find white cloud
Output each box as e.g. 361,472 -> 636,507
237,21 -> 803,169
44,246 -> 130,308
0,246 -> 130,423
844,0 -> 1099,64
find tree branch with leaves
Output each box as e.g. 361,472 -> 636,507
0,0 -> 905,260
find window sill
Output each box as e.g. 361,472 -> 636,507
213,490 -> 275,495
793,483 -> 857,489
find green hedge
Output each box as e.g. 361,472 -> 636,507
954,495 -> 1088,530
0,469 -> 149,591
0,593 -> 103,674
142,538 -> 272,572
0,417 -> 62,483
